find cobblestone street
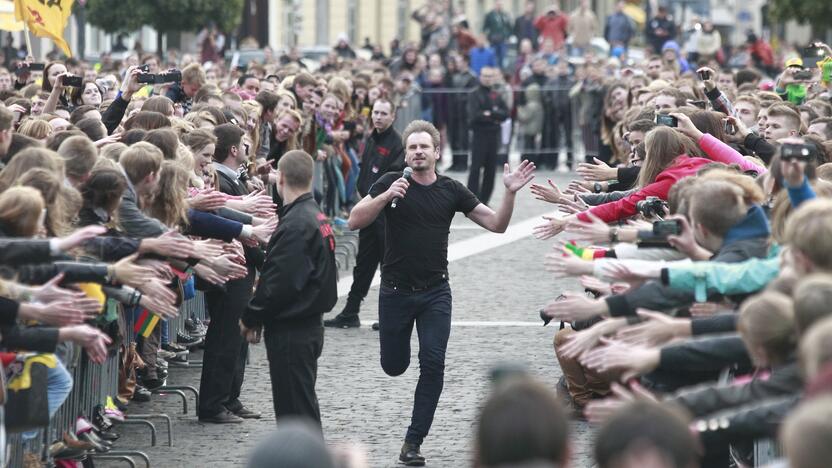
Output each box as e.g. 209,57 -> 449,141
106,169 -> 594,467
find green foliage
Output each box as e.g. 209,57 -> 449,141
85,0 -> 244,34
769,0 -> 832,29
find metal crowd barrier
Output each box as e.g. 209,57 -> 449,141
5,291 -> 211,467
6,345 -> 120,467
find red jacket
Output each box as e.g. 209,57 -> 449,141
577,156 -> 711,223
534,13 -> 568,50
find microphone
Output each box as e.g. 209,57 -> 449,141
391,167 -> 413,209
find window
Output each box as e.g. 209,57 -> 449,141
316,0 -> 329,46
397,0 -> 409,43
347,0 -> 359,45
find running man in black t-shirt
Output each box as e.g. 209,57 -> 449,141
348,120 -> 535,466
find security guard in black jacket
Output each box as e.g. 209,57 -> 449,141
467,67 -> 509,205
241,149 -> 337,426
325,98 -> 405,328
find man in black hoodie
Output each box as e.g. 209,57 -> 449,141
326,98 -> 405,329
240,150 -> 337,426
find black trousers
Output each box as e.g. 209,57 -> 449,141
521,134 -> 539,166
342,216 -> 385,317
379,281 -> 452,445
468,128 -> 500,205
198,269 -> 254,417
264,324 -> 324,425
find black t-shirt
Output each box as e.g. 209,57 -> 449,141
369,172 -> 480,288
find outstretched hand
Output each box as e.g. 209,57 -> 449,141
503,160 -> 535,193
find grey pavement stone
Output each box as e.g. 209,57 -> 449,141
103,169 -> 596,468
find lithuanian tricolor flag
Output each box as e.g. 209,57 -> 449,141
133,309 -> 160,338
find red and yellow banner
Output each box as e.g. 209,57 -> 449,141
13,0 -> 74,57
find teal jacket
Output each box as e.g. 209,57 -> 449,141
663,245 -> 781,302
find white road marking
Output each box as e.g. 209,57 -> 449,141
336,214 -> 547,297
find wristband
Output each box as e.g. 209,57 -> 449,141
609,227 -> 619,243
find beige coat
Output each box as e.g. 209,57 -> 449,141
568,8 -> 598,48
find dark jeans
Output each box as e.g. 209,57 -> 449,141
468,128 -> 500,205
264,324 -> 324,425
198,269 -> 254,417
379,281 -> 452,445
342,216 -> 385,317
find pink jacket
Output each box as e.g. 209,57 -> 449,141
698,134 -> 767,175
577,156 -> 711,223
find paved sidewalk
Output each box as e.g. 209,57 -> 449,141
103,170 -> 596,467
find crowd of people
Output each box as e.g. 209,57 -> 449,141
0,0 -> 831,466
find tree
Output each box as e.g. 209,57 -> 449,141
86,0 -> 244,52
768,0 -> 832,33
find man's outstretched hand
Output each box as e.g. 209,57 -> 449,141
503,160 -> 536,193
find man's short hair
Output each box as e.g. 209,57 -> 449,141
181,63 -> 207,86
785,199 -> 832,271
69,105 -> 97,125
627,118 -> 656,133
735,68 -> 762,87
799,316 -> 832,381
373,97 -> 397,115
476,377 -> 569,467
810,117 -> 832,140
293,72 -> 317,89
277,150 -> 314,189
213,123 -> 245,162
657,87 -> 687,107
689,180 -> 748,237
734,94 -> 761,110
767,103 -> 802,132
794,274 -> 832,335
120,142 -> 163,184
595,401 -> 698,468
255,90 -> 280,114
781,395 -> 832,468
57,136 -> 98,179
402,120 -> 440,149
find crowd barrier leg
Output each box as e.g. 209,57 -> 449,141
113,419 -> 157,447
89,453 -> 138,468
92,450 -> 151,468
126,414 -> 172,447
154,385 -> 199,413
151,388 -> 189,415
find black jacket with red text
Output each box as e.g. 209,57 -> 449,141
241,193 -> 337,330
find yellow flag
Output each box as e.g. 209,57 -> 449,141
13,0 -> 74,57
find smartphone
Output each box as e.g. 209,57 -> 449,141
653,219 -> 682,236
29,63 -> 45,71
793,69 -> 814,81
803,46 -> 826,68
724,119 -> 737,136
697,69 -> 711,81
63,75 -> 83,87
656,114 -> 678,127
781,143 -> 815,162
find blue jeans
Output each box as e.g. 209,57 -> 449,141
493,42 -> 507,70
21,359 -> 73,441
379,281 -> 452,444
